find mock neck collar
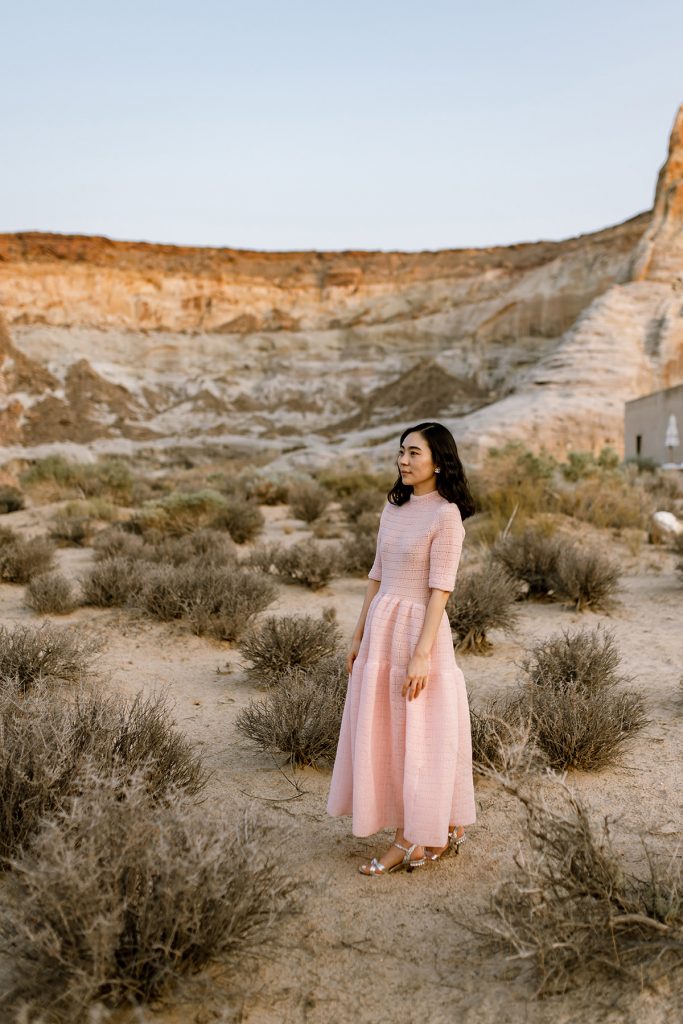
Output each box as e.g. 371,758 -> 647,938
409,488 -> 441,501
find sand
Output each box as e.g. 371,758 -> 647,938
1,501 -> 682,1024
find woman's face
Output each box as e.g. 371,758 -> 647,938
397,431 -> 437,488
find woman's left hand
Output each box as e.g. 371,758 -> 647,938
402,652 -> 430,701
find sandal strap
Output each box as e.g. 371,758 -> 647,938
392,840 -> 418,863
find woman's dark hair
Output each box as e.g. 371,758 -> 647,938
387,422 -> 476,520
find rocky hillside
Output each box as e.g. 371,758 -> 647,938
0,103 -> 681,470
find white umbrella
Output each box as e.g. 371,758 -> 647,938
665,413 -> 679,450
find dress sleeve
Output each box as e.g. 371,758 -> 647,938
428,503 -> 466,592
367,510 -> 384,581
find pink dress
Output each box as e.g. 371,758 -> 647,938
326,488 -> 476,848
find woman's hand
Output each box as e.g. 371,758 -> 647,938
402,651 -> 430,701
346,635 -> 362,675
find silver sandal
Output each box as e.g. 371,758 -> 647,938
358,840 -> 428,876
425,826 -> 467,862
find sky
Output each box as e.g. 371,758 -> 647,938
3,0 -> 683,251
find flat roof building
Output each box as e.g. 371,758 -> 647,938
624,383 -> 683,465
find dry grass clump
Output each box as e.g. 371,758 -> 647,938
0,777 -> 298,1020
339,515 -> 380,576
469,694 -> 537,775
491,527 -> 564,600
210,499 -> 265,543
0,622 -> 100,693
238,613 -> 342,684
20,455 -> 134,504
131,489 -> 228,536
246,474 -> 291,505
246,539 -> 341,590
315,469 -> 394,498
144,528 -> 238,566
0,485 -> 25,514
236,653 -> 348,765
287,479 -> 330,523
492,528 -> 622,611
340,489 -> 385,523
557,473 -> 655,530
81,556 -> 146,607
469,442 -> 559,537
551,544 -> 622,611
485,775 -> 683,995
518,626 -> 647,770
24,571 -> 79,615
0,530 -> 56,583
92,526 -> 145,561
446,561 -> 523,654
49,513 -> 97,547
138,563 -> 276,641
0,685 -> 207,862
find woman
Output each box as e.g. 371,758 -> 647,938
326,421 -> 477,875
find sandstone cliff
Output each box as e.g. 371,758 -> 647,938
0,104 -> 681,469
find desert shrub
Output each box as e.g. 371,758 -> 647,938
62,497 -> 119,521
246,474 -> 290,505
446,561 -> 522,654
550,545 -> 622,611
92,526 -> 145,561
486,776 -> 683,995
287,479 -> 330,523
276,541 -> 342,590
211,499 -> 265,543
49,514 -> 96,547
183,567 -> 277,642
557,474 -> 655,530
560,446 -> 620,482
339,513 -> 381,576
0,621 -> 100,692
0,533 -> 56,583
491,527 -> 564,600
20,455 -> 133,503
518,626 -> 647,770
469,694 -> 536,775
469,442 -> 559,528
315,469 -> 393,498
341,488 -> 385,523
238,613 -> 342,684
0,777 -> 298,1019
0,485 -> 25,514
80,557 -> 146,607
0,685 -> 207,863
145,528 -> 238,566
236,654 -> 348,765
138,563 -> 276,641
131,489 -> 228,536
25,571 -> 78,615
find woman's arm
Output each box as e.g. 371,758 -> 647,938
347,578 -> 381,673
401,588 -> 450,701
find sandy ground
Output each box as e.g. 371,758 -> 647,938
1,502 -> 682,1024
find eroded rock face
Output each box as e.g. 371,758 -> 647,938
0,104 -> 681,470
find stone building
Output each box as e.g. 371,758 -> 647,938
624,383 -> 683,465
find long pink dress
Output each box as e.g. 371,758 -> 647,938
326,488 -> 476,848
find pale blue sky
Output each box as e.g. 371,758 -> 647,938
3,0 -> 682,250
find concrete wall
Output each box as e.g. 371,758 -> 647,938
624,383 -> 683,463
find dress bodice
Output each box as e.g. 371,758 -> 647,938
368,490 -> 466,603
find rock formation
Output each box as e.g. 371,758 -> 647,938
0,103 -> 681,470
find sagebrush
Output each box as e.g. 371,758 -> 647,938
238,613 -> 342,684
236,654 -> 348,765
0,777 -> 299,1020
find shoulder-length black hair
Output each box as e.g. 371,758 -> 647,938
387,421 -> 476,521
